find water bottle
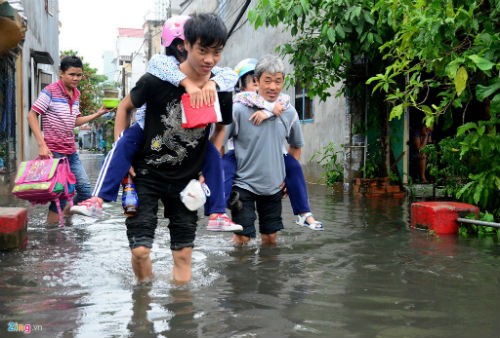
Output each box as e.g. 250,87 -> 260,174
122,176 -> 138,216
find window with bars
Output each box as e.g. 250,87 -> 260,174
294,83 -> 313,122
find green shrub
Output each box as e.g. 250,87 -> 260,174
310,142 -> 344,187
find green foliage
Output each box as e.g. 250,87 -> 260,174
360,157 -> 377,179
360,146 -> 383,178
310,142 -> 344,186
249,0 -> 389,101
424,120 -> 500,218
367,0 -> 500,126
458,212 -> 500,238
250,0 -> 499,121
388,170 -> 399,184
422,138 -> 469,197
455,114 -> 500,216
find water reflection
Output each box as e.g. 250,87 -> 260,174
1,153 -> 500,337
127,284 -> 155,338
0,226 -> 90,338
125,283 -> 198,337
162,287 -> 196,337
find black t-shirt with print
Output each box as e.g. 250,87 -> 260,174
130,73 -> 210,181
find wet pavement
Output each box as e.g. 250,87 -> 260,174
1,153 -> 500,337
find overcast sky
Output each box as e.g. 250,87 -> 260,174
58,0 -> 154,73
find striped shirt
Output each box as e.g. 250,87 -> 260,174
31,80 -> 81,154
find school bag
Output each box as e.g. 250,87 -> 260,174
12,157 -> 76,227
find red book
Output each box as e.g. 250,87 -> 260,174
181,93 -> 222,128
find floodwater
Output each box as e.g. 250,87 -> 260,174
1,153 -> 500,338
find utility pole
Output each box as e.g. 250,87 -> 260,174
121,66 -> 126,98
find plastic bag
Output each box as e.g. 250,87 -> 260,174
180,179 -> 210,211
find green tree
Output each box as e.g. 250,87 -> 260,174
367,0 -> 500,125
367,0 -> 500,216
250,1 -> 499,120
249,0 -> 389,101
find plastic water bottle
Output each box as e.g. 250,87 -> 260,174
122,176 -> 138,216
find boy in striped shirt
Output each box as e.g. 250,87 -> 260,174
27,55 -> 110,224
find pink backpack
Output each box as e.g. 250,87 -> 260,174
12,157 -> 76,226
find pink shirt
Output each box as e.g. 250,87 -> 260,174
31,80 -> 81,154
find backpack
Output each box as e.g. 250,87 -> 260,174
12,157 -> 76,227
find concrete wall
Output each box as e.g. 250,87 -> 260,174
19,0 -> 60,161
178,1 -> 347,179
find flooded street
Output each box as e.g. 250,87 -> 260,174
1,153 -> 500,337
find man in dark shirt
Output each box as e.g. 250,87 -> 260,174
115,13 -> 228,284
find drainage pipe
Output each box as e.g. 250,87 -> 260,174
457,218 -> 500,229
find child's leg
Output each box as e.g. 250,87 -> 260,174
284,154 -> 311,215
48,152 -> 91,204
93,124 -> 144,202
222,150 -> 237,204
203,144 -> 242,232
285,154 -> 323,230
203,142 -> 226,215
48,151 -> 91,222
